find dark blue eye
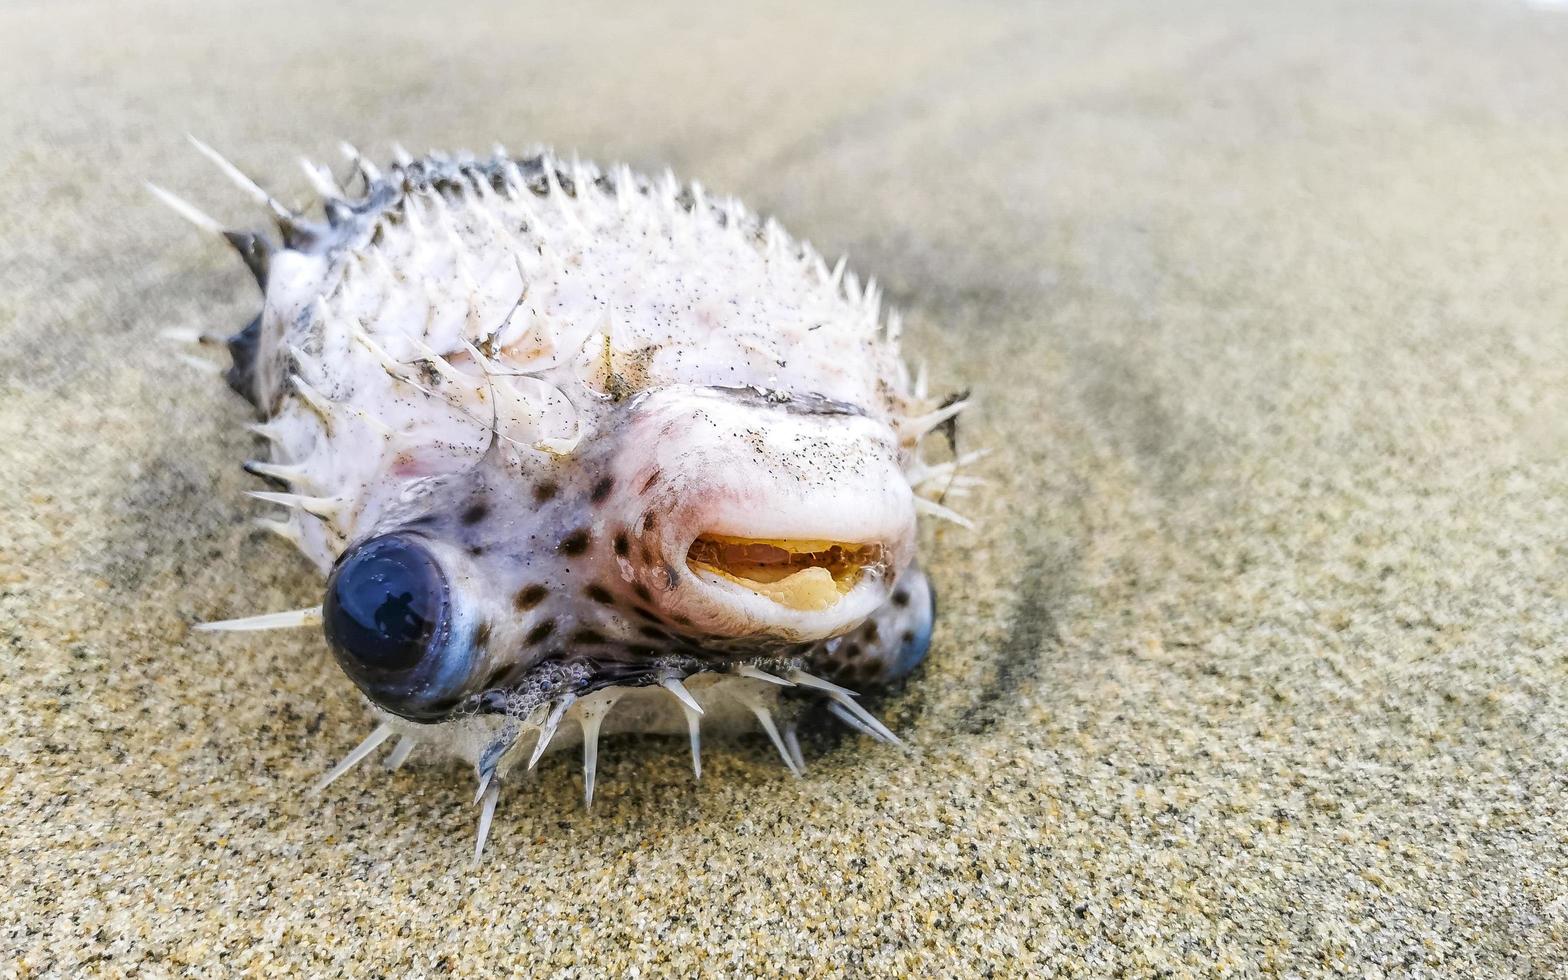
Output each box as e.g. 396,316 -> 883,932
324,535 -> 455,716
325,535 -> 446,671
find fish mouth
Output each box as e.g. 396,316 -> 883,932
685,534 -> 886,612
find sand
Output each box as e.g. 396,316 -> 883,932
4,0 -> 1568,975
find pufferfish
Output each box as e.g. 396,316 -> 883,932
152,138 -> 978,859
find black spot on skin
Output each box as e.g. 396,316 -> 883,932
613,533 -> 630,558
570,629 -> 605,645
584,583 -> 615,605
632,605 -> 660,622
891,590 -> 910,607
525,620 -> 556,645
534,481 -> 559,503
845,642 -> 862,660
460,501 -> 489,525
468,545 -> 485,557
632,582 -> 653,603
514,584 -> 549,610
472,621 -> 492,649
642,513 -> 658,532
558,529 -> 591,555
639,470 -> 661,495
638,625 -> 669,641
481,666 -> 510,690
863,622 -> 880,644
901,630 -> 916,646
590,476 -> 614,504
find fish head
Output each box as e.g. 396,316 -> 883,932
320,383 -> 917,722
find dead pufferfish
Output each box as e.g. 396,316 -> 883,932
152,139 -> 978,858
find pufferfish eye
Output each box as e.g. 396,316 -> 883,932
323,534 -> 456,717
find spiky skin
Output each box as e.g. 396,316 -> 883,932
167,145 -> 972,825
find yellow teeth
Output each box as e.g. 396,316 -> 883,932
692,564 -> 845,611
686,534 -> 882,611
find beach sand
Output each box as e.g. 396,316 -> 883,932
3,0 -> 1567,974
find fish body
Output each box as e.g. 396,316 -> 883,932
156,143 -> 973,853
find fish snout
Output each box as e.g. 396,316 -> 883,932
608,387 -> 916,643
